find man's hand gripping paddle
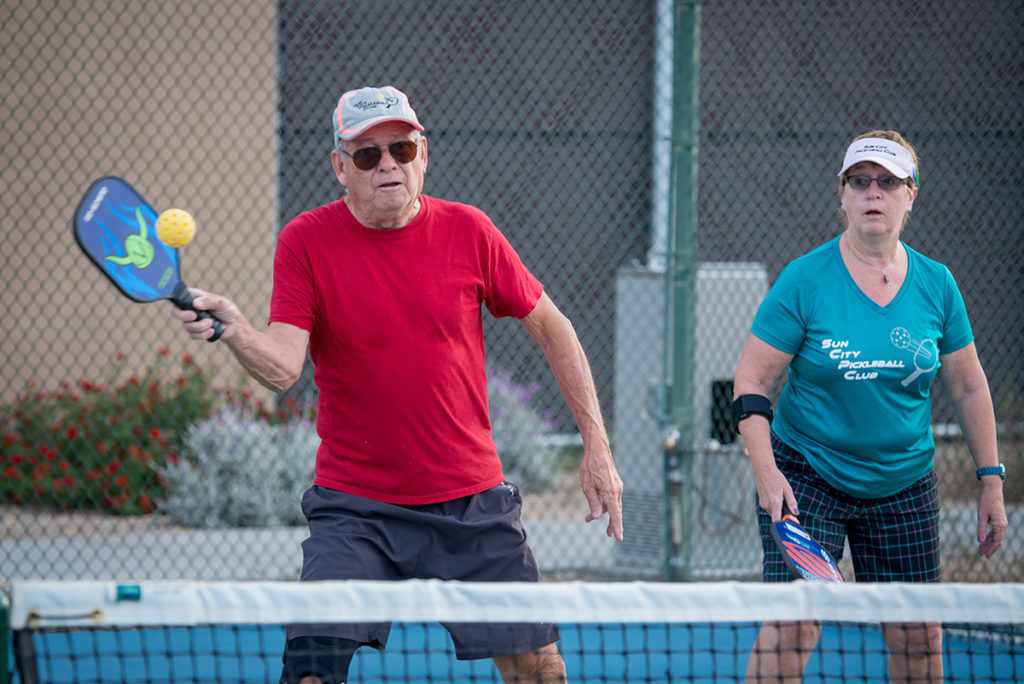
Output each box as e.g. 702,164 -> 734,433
73,176 -> 224,341
770,507 -> 845,583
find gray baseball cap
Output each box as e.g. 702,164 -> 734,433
332,86 -> 423,146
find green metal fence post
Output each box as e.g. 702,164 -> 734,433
664,0 -> 701,581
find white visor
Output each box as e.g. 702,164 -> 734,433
838,137 -> 915,179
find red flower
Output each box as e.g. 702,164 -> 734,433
4,465 -> 17,478
66,426 -> 78,440
158,346 -> 171,357
115,475 -> 129,488
149,427 -> 163,440
107,459 -> 122,474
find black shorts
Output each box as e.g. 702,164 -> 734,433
758,434 -> 940,583
286,482 -> 559,660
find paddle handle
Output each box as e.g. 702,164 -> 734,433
171,282 -> 224,342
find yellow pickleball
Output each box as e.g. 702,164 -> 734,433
155,209 -> 196,248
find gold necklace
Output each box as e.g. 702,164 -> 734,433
847,242 -> 899,288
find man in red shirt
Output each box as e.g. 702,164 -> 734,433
173,85 -> 623,683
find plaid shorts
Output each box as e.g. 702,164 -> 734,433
758,434 -> 940,583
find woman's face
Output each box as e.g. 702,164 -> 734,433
840,161 -> 916,237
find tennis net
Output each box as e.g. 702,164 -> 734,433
4,579 -> 1022,683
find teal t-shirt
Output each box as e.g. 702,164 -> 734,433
751,236 -> 973,498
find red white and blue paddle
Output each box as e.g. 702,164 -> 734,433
770,507 -> 845,583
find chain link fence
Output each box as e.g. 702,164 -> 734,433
1,0 -> 1021,584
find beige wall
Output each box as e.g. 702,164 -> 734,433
1,0 -> 278,402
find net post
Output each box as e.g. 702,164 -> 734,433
10,630 -> 38,684
0,589 -> 8,684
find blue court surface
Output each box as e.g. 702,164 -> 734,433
12,621 -> 1021,683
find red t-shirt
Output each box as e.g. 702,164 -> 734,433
269,195 -> 543,504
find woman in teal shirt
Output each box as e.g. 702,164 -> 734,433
734,130 -> 1007,683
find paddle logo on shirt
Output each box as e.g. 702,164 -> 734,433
890,327 -> 939,386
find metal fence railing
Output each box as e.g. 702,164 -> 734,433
2,0 -> 1020,583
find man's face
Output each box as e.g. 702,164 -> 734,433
332,121 -> 427,229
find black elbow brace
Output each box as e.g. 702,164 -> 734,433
731,394 -> 773,430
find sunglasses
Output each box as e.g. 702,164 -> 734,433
341,140 -> 419,171
844,175 -> 909,192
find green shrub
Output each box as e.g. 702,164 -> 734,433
0,350 -> 313,517
156,404 -> 318,527
1,349 -> 217,515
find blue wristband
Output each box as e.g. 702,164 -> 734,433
976,464 -> 1005,481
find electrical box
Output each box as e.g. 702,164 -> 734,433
613,262 -> 769,578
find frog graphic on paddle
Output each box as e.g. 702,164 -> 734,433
105,207 -> 155,269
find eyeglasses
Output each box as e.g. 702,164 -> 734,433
844,175 -> 908,192
341,140 -> 419,171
